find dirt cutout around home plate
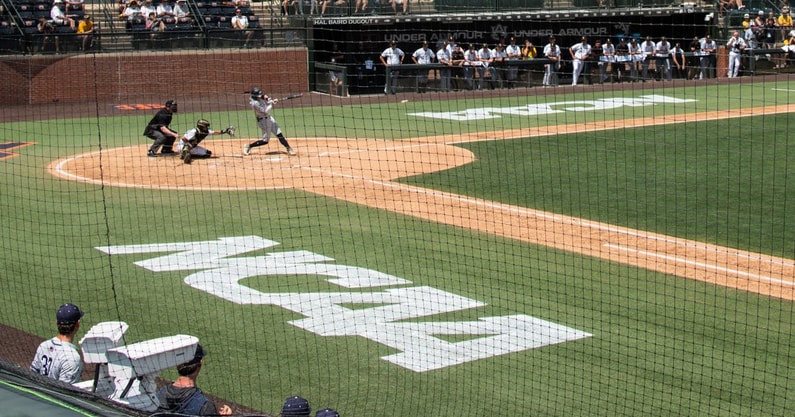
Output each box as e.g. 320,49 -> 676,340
50,104 -> 795,300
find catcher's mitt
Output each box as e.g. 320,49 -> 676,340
221,126 -> 236,136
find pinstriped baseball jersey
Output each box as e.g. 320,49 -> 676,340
30,337 -> 83,384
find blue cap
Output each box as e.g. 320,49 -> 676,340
56,303 -> 84,324
315,408 -> 339,417
282,396 -> 311,416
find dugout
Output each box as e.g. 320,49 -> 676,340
306,10 -> 713,94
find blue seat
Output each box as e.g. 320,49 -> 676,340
16,3 -> 35,19
247,14 -> 260,28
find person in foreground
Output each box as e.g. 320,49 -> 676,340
30,303 -> 85,384
155,344 -> 233,415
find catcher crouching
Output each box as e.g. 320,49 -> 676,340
178,119 -> 235,164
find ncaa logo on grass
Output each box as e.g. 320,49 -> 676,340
96,236 -> 591,372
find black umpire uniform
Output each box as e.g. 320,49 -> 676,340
144,100 -> 180,156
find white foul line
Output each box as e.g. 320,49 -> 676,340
604,243 -> 795,287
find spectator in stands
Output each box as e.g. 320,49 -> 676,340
778,7 -> 793,41
157,0 -> 176,18
391,0 -> 407,15
504,37 -> 521,88
140,0 -> 156,20
719,0 -> 743,16
282,396 -> 311,416
380,40 -> 404,95
30,303 -> 84,384
436,40 -> 452,92
51,0 -> 76,31
742,13 -> 752,29
700,34 -> 717,78
77,15 -> 94,51
542,35 -> 560,87
764,12 -> 777,49
145,10 -> 164,46
655,36 -> 672,80
411,41 -> 435,93
146,11 -> 163,31
174,0 -> 190,17
755,10 -> 765,28
120,0 -> 142,21
354,0 -> 368,14
320,0 -> 346,15
687,36 -> 701,79
36,16 -> 57,53
569,36 -> 591,86
232,8 -> 254,48
155,345 -> 233,415
639,36 -> 655,81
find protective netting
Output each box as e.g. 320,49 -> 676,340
1,9 -> 795,417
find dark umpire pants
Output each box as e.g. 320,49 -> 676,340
147,131 -> 175,153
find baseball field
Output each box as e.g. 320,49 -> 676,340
2,76 -> 795,416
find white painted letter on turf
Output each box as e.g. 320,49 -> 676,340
98,236 -> 592,372
408,94 -> 697,120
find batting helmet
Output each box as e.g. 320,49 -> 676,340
165,100 -> 178,113
250,88 -> 264,99
282,396 -> 310,417
196,119 -> 210,133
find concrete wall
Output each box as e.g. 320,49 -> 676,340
0,48 -> 308,105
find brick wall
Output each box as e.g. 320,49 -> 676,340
0,48 -> 308,105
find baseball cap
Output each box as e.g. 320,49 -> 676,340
759,10 -> 765,15
743,13 -> 749,18
56,303 -> 84,324
185,344 -> 207,365
315,408 -> 339,417
282,396 -> 311,417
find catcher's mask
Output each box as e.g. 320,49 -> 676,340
250,88 -> 264,99
165,100 -> 178,113
196,119 -> 210,133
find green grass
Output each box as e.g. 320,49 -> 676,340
400,113 -> 795,258
2,80 -> 795,416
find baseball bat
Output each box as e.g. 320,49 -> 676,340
278,93 -> 304,101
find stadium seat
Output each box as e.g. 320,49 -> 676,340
176,16 -> 194,29
0,20 -> 15,35
16,3 -> 35,19
21,19 -> 39,35
216,15 -> 232,28
247,14 -> 260,28
33,3 -> 50,19
67,3 -> 85,18
128,16 -> 147,30
163,16 -> 177,30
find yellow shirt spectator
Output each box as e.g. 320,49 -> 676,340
77,17 -> 93,34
